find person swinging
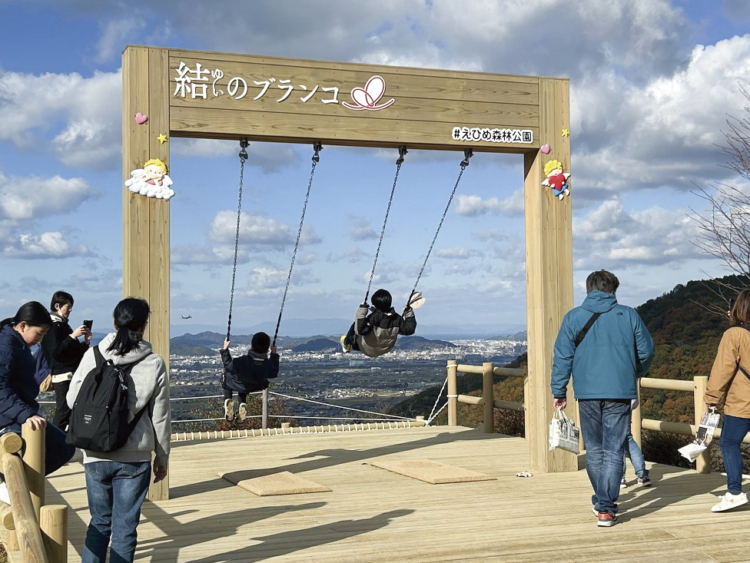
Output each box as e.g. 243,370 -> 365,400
340,289 -> 416,357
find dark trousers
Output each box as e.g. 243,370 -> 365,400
0,422 -> 74,475
223,389 -> 247,403
52,380 -> 72,429
344,323 -> 361,351
720,414 -> 750,494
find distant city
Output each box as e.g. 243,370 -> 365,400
168,334 -> 527,429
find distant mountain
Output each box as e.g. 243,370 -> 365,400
395,336 -> 456,350
491,331 -> 527,342
171,343 -> 216,357
292,338 -> 339,352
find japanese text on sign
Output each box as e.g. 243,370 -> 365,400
452,127 -> 533,144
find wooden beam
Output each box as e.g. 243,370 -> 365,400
2,453 -> 48,563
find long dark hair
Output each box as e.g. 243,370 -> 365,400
730,290 -> 750,327
0,301 -> 51,332
107,298 -> 150,355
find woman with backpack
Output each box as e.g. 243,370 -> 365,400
0,301 -> 76,502
706,288 -> 750,513
67,298 -> 170,563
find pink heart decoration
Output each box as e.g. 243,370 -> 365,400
541,144 -> 551,154
135,113 -> 148,125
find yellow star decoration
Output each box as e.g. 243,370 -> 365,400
561,128 -> 570,137
157,133 -> 168,144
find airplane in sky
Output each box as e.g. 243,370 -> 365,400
181,315 -> 192,319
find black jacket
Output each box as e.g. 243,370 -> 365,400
0,325 -> 40,427
220,349 -> 280,393
41,317 -> 88,375
355,305 -> 417,358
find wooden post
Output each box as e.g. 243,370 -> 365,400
2,453 -> 49,563
123,46 -> 171,501
22,422 -> 45,520
262,389 -> 269,430
524,77 -> 575,473
40,505 -> 67,563
631,379 -> 642,448
0,504 -> 14,530
694,376 -> 710,474
447,360 -> 458,427
483,362 -> 494,434
0,432 -> 22,455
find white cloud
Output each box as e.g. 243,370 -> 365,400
171,139 -> 302,173
209,211 -> 321,248
0,68 -> 121,170
436,247 -> 482,260
455,190 -> 524,217
572,197 -> 707,269
0,173 -> 97,220
95,18 -> 145,63
348,215 -> 377,241
3,232 -> 92,259
247,266 -> 319,289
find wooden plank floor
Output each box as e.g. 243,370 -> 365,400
40,426 -> 750,563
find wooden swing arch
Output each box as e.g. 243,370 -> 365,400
122,45 -> 574,500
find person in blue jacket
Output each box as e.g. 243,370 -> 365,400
0,301 -> 75,503
550,270 -> 654,528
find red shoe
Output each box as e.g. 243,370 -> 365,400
597,512 -> 618,527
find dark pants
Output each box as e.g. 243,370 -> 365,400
223,389 -> 247,403
578,399 -> 631,515
344,323 -> 361,351
720,414 -> 750,494
82,461 -> 151,563
0,422 -> 75,475
53,380 -> 72,429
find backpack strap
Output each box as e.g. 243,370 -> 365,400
732,326 -> 750,381
574,312 -> 602,348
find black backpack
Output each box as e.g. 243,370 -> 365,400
66,347 -> 149,452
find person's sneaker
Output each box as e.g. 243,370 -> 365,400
592,506 -> 599,517
597,512 -> 617,527
638,475 -> 652,487
0,483 -> 9,505
238,403 -> 247,422
712,492 -> 749,512
224,399 -> 236,422
620,477 -> 628,488
340,335 -> 351,353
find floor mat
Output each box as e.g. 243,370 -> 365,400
219,470 -> 331,496
370,459 -> 496,484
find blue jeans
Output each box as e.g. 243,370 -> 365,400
719,415 -> 750,495
82,461 -> 151,563
0,422 -> 74,475
622,430 -> 648,479
579,399 -> 631,515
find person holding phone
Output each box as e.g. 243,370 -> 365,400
41,291 -> 91,429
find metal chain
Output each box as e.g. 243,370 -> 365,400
410,149 -> 472,296
364,146 -> 407,304
227,139 -> 249,340
272,143 -> 322,346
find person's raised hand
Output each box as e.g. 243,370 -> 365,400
71,325 -> 86,339
223,338 -> 230,350
271,345 -> 277,354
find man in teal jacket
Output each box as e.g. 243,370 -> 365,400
551,270 -> 654,528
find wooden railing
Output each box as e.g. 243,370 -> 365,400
445,359 -> 722,475
446,360 -> 526,433
0,423 -> 68,563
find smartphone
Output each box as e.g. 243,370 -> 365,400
83,320 -> 93,330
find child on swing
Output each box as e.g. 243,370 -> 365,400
221,332 -> 279,421
340,289 -> 417,357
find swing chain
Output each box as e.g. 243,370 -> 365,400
364,146 -> 408,304
409,149 -> 473,298
227,138 -> 249,340
272,142 -> 322,346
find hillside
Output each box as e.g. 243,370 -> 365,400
171,343 -> 217,357
292,338 -> 339,352
395,336 -> 456,350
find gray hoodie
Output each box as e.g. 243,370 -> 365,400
66,333 -> 171,466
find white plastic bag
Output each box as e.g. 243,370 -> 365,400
678,409 -> 720,462
549,408 -> 580,454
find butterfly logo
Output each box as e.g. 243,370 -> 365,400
342,75 -> 395,111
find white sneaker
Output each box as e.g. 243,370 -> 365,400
0,482 -> 10,505
238,403 -> 247,422
224,399 -> 235,422
712,492 -> 748,512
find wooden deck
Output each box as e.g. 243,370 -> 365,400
38,426 -> 750,562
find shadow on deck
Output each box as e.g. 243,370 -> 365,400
44,426 -> 747,563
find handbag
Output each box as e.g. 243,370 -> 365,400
548,408 -> 580,454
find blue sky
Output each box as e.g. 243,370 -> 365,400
0,0 -> 749,335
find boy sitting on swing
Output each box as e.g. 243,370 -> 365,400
221,332 -> 279,421
340,289 -> 417,357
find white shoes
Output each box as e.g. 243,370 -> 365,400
238,403 -> 247,422
0,482 -> 9,505
224,399 -> 236,422
712,492 -> 748,512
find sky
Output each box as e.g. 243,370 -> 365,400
0,0 -> 749,336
